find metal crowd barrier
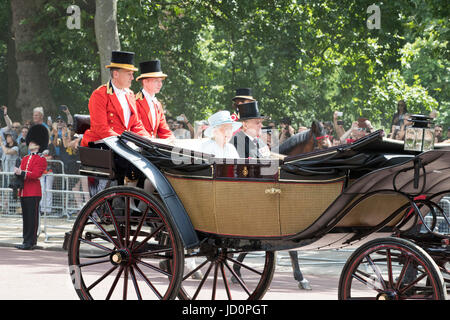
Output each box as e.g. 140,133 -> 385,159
0,166 -> 90,243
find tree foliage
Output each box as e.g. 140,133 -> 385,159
0,0 -> 448,130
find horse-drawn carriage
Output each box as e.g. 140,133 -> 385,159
67,119 -> 450,300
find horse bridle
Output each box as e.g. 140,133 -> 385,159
313,134 -> 329,149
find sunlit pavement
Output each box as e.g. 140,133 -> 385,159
0,246 -> 349,300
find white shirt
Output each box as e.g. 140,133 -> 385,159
111,81 -> 131,128
243,131 -> 271,158
142,89 -> 157,131
201,139 -> 239,158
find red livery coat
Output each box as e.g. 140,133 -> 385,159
81,81 -> 150,147
135,90 -> 173,139
19,154 -> 47,198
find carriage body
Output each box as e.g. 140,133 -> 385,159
69,123 -> 450,300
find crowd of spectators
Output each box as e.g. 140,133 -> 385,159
164,101 -> 450,149
1,100 -> 449,215
2,102 -> 449,176
0,105 -> 87,215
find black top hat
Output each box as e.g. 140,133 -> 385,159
136,60 -> 168,81
237,101 -> 266,120
26,124 -> 49,153
105,51 -> 138,71
232,88 -> 255,101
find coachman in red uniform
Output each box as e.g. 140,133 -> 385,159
14,124 -> 48,250
135,60 -> 173,139
81,51 -> 150,147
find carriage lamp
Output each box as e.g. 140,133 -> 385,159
404,114 -> 435,152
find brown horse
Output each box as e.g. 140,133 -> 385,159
279,120 -> 331,156
274,120 -> 331,289
227,121 -> 332,289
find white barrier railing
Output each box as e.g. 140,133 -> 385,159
0,171 -> 90,242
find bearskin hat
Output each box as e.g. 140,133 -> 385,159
26,124 -> 49,153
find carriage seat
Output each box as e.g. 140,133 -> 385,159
74,114 -> 91,135
281,130 -> 416,180
73,114 -> 117,179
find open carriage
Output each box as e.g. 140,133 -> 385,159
67,120 -> 450,300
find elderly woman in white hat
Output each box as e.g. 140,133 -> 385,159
201,110 -> 241,158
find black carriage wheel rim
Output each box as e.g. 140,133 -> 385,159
340,241 -> 444,300
68,188 -> 182,300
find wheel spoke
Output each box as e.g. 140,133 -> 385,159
134,247 -> 174,258
366,254 -> 387,290
123,266 -> 129,300
129,206 -> 150,249
220,262 -> 232,300
79,258 -> 110,268
182,259 -> 209,281
87,264 -> 118,292
224,260 -> 251,296
106,266 -> 124,300
398,273 -> 427,295
386,249 -> 394,289
125,197 -> 130,247
78,237 -> 113,253
136,258 -> 173,277
132,224 -> 164,252
105,200 -> 124,248
133,263 -> 163,299
192,262 -> 214,300
129,265 -> 142,300
211,262 -> 219,300
226,255 -> 263,276
352,270 -> 383,292
395,256 -> 412,291
87,215 -> 120,249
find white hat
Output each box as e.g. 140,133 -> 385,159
204,111 -> 242,138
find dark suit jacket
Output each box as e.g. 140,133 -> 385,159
231,130 -> 267,158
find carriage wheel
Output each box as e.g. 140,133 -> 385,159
177,248 -> 276,300
338,237 -> 447,300
68,186 -> 184,300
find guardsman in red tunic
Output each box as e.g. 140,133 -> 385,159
14,124 -> 48,250
81,51 -> 150,147
135,60 -> 173,139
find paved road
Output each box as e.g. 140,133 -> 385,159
0,246 -> 348,300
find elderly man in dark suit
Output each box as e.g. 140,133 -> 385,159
231,101 -> 271,159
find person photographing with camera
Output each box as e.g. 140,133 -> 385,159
339,117 -> 375,144
59,105 -> 73,126
13,124 -> 48,250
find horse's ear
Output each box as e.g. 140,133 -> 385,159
311,120 -> 323,135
